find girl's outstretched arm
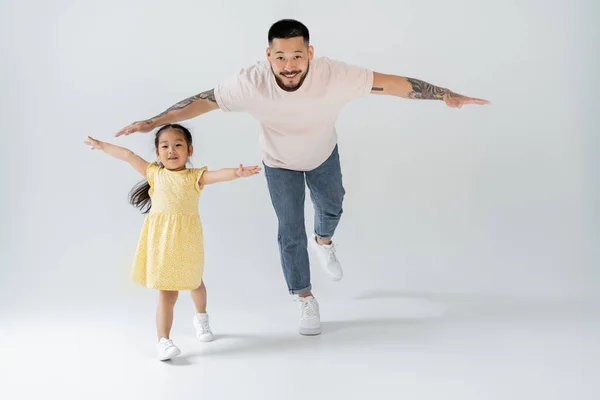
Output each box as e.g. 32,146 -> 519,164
199,164 -> 261,185
84,136 -> 149,177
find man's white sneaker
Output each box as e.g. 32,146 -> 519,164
296,295 -> 321,336
192,313 -> 214,342
309,235 -> 343,281
156,338 -> 181,361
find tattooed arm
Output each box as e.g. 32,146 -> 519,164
115,89 -> 220,137
370,72 -> 489,108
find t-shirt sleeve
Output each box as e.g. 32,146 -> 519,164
192,166 -> 208,193
327,58 -> 374,101
214,66 -> 255,112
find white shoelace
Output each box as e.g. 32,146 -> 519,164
325,243 -> 339,263
200,320 -> 210,332
298,298 -> 318,319
196,316 -> 211,332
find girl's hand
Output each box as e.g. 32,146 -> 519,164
236,164 -> 262,178
84,136 -> 104,151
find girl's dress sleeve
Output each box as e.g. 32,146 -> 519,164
146,162 -> 160,195
193,166 -> 208,193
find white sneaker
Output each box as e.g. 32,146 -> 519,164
156,338 -> 181,361
309,235 -> 343,281
296,296 -> 321,336
192,313 -> 214,342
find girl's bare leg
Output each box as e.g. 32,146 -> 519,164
190,282 -> 207,313
157,290 -> 179,340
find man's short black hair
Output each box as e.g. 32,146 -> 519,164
268,19 -> 310,46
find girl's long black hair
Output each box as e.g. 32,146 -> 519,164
128,124 -> 193,214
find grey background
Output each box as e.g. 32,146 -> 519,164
1,0 -> 598,317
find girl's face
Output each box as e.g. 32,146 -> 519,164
156,129 -> 193,171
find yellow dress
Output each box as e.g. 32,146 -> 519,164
131,162 -> 207,291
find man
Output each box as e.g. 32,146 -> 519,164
116,19 -> 489,336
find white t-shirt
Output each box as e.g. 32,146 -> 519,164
214,56 -> 374,171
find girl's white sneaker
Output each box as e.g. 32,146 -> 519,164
193,313 -> 214,342
156,337 -> 181,361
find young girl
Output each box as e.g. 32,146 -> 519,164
84,123 -> 260,361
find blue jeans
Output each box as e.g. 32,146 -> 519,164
264,145 -> 346,295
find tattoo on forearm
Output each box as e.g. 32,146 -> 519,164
144,89 -> 216,124
406,78 -> 459,100
372,86 -> 384,91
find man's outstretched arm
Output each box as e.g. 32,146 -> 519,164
370,72 -> 489,108
115,89 -> 220,137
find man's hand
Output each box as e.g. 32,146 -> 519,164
371,73 -> 490,107
441,90 -> 490,108
114,89 -> 220,137
115,120 -> 156,137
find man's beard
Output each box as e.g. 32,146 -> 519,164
271,63 -> 310,92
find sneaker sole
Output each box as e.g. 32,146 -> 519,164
299,326 -> 322,336
322,268 -> 343,281
196,334 -> 214,342
158,348 -> 181,361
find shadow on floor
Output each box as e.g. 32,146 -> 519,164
161,291 -> 597,364
353,289 -> 595,322
175,316 -> 432,360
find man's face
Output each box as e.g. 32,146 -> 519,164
266,36 -> 314,92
